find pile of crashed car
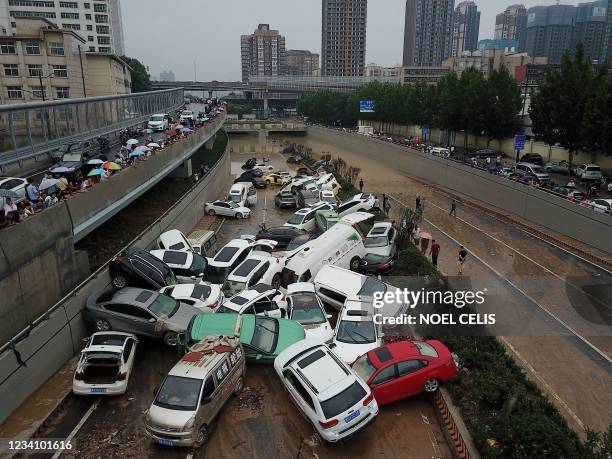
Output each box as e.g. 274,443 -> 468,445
75,165 -> 459,448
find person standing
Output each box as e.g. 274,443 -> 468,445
359,178 -> 364,192
430,240 -> 441,267
383,194 -> 391,215
26,177 -> 39,202
458,245 -> 468,275
415,195 -> 421,210
450,199 -> 456,217
3,197 -> 17,220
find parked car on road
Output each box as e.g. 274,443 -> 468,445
363,221 -> 397,258
274,339 -> 379,443
331,298 -> 383,364
205,200 -> 251,219
147,113 -> 169,131
179,110 -> 194,123
589,198 -> 612,214
359,253 -> 395,275
296,189 -> 320,209
204,238 -> 253,285
0,176 -> 27,207
159,283 -> 223,313
221,252 -> 285,295
515,163 -> 550,183
274,190 -> 297,209
109,247 -> 178,290
544,160 -> 571,174
216,283 -> 287,317
319,189 -> 338,206
286,283 -> 333,343
73,332 -> 138,396
336,193 -> 377,217
352,340 -> 459,406
519,153 -> 544,166
284,203 -> 334,231
256,226 -> 307,249
149,249 -> 208,283
144,335 -> 245,447
575,164 -> 603,182
85,287 -> 200,347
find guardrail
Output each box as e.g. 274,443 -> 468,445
0,88 -> 185,167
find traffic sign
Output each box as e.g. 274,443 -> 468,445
422,125 -> 430,135
514,135 -> 526,151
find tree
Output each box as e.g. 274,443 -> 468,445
483,67 -> 522,147
582,71 -> 612,161
459,68 -> 489,151
436,72 -> 463,146
530,44 -> 598,170
121,56 -> 152,93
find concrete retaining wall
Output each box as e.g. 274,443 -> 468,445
309,127 -> 612,255
0,143 -> 230,424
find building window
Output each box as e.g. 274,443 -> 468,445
7,86 -> 23,98
86,24 -> 92,31
9,10 -> 56,18
98,46 -> 110,52
55,87 -> 70,99
28,64 -> 43,77
59,1 -> 78,7
88,46 -> 95,52
31,86 -> 46,98
95,25 -> 109,34
8,0 -> 55,6
60,12 -> 79,19
48,42 -> 64,56
84,2 -> 90,8
52,64 -> 68,77
97,36 -> 110,45
94,14 -> 108,23
25,41 -> 41,54
93,3 -> 106,12
88,35 -> 94,41
85,13 -> 91,19
1,42 -> 16,54
62,23 -> 80,30
3,64 -> 19,76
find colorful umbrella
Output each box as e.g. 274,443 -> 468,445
174,124 -> 184,130
87,159 -> 104,165
418,231 -> 433,240
126,138 -> 139,145
164,129 -> 176,137
135,145 -> 150,151
181,127 -> 192,133
146,128 -> 154,134
87,168 -> 105,177
50,166 -> 74,174
39,177 -> 59,190
103,162 -> 122,171
147,142 -> 160,148
129,150 -> 145,157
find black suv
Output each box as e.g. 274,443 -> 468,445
109,247 -> 177,290
256,226 -> 307,249
296,189 -> 319,208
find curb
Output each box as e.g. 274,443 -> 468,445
433,388 -> 480,459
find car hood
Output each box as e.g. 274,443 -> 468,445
332,341 -> 379,364
167,303 -> 200,329
303,323 -> 333,343
364,247 -> 392,257
147,404 -> 194,430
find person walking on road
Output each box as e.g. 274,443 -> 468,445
415,195 -> 421,210
359,178 -> 364,192
450,199 -> 456,217
383,194 -> 391,215
430,240 -> 441,267
458,245 -> 468,275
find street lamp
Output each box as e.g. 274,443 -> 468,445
37,72 -> 54,102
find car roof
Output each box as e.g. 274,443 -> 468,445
340,298 -> 375,322
367,222 -> 392,237
110,288 -> 158,307
287,282 -> 316,295
211,239 -> 251,264
169,336 -> 240,380
314,265 -> 366,292
150,250 -> 192,268
228,255 -> 270,281
339,212 -> 374,226
226,284 -> 276,307
164,283 -> 212,298
368,341 -> 424,368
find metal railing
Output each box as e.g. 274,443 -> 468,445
0,88 -> 185,167
248,75 -> 398,92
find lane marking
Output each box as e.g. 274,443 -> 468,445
51,399 -> 99,459
388,193 -> 612,367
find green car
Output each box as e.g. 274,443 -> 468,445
315,209 -> 339,232
178,313 -> 305,362
545,160 -> 570,174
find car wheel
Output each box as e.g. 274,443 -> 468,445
163,332 -> 178,348
112,274 -> 127,289
349,256 -> 361,271
95,319 -> 111,332
271,274 -> 281,289
193,424 -> 209,448
233,376 -> 244,396
207,209 -> 216,216
235,212 -> 243,219
424,379 -> 439,393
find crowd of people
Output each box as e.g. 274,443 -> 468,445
0,107 -> 220,230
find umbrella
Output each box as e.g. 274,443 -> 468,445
174,124 -> 184,130
147,142 -> 160,148
0,189 -> 20,199
146,128 -> 154,134
126,138 -> 139,145
135,145 -> 150,151
39,177 -> 59,190
87,168 -> 105,177
129,150 -> 145,157
103,162 -> 122,171
50,166 -> 74,174
164,130 -> 175,137
87,159 -> 104,165
418,231 -> 432,240
181,127 -> 192,133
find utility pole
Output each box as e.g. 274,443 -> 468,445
193,60 -> 197,81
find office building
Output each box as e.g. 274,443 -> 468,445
451,1 -> 480,58
0,0 -> 125,55
321,0 -> 367,76
495,4 -> 528,52
0,17 -> 130,104
442,48 -> 548,78
241,24 -> 287,82
160,70 -> 175,82
525,1 -> 608,65
398,66 -> 450,84
403,0 -> 455,67
287,50 -> 319,76
364,63 -> 400,78
478,39 -> 519,52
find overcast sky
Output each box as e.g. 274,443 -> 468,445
121,0 -> 578,81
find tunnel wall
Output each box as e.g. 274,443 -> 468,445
0,142 -> 230,424
309,127 -> 612,255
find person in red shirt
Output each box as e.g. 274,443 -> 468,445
430,239 -> 441,267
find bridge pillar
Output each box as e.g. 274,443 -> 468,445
169,158 -> 193,179
208,90 -> 213,100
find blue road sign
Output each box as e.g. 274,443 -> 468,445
514,135 -> 526,150
422,125 -> 430,135
360,100 -> 375,113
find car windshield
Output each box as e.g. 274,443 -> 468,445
531,166 -> 544,173
150,115 -> 164,121
288,213 -> 305,225
228,201 -> 240,208
321,195 -> 335,203
364,236 -> 388,248
352,354 -> 377,382
148,294 -> 180,318
414,341 -> 438,357
335,319 -> 376,344
190,253 -> 208,274
250,316 -> 279,353
62,153 -> 81,162
289,293 -> 326,324
286,235 -> 310,251
154,375 -> 202,411
205,265 -> 232,284
320,381 -> 367,419
215,304 -> 239,314
357,277 -> 387,296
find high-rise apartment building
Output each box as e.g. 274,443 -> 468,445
403,0 -> 455,67
0,0 -> 125,55
525,1 -> 608,65
451,1 -> 480,57
287,50 -> 319,76
605,0 -> 612,65
240,24 -> 287,82
160,70 -> 175,82
495,4 -> 528,53
321,0 -> 367,76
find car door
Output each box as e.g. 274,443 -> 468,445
122,337 -> 137,377
121,305 -> 158,337
283,369 -> 317,423
302,211 -> 316,231
253,294 -> 281,318
388,228 -> 397,257
368,364 -> 400,406
247,262 -> 269,288
396,359 -> 433,397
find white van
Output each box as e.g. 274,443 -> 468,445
280,212 -> 373,286
187,229 -> 217,256
431,147 -> 450,158
158,229 -> 194,252
314,265 -> 388,310
228,183 -> 257,208
316,173 -> 341,195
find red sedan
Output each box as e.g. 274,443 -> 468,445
351,339 -> 458,406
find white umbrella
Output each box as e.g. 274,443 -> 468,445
147,142 -> 160,148
87,159 -> 104,165
39,177 -> 59,191
126,138 -> 139,145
